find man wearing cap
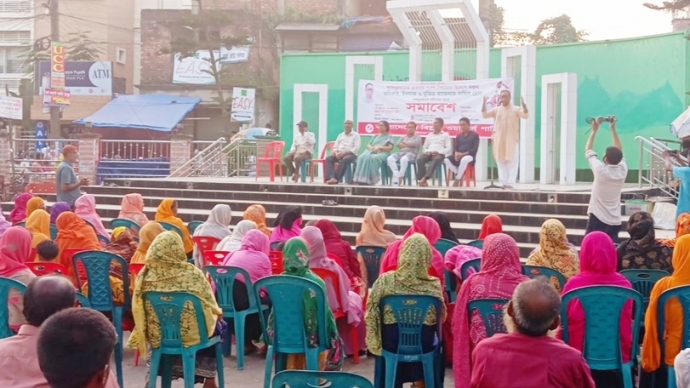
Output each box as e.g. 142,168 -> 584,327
56,145 -> 88,206
283,120 -> 316,182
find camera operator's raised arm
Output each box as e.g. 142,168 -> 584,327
585,118 -> 599,153
609,117 -> 621,152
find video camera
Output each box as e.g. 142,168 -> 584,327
585,116 -> 616,124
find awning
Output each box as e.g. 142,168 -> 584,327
74,94 -> 202,132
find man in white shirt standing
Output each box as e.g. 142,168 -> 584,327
284,120 -> 316,182
416,117 -> 452,187
584,116 -> 627,243
326,120 -> 361,184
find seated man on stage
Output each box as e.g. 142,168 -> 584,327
445,117 -> 479,187
417,118 -> 452,187
326,120 -> 361,184
284,120 -> 315,182
387,121 -> 421,186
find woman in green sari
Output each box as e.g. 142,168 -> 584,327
352,121 -> 394,185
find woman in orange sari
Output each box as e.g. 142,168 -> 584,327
243,204 -> 271,237
25,209 -> 51,261
25,197 -> 46,219
55,211 -> 101,281
154,198 -> 193,255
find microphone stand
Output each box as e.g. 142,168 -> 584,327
484,139 -> 502,190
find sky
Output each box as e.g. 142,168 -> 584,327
466,0 -> 675,41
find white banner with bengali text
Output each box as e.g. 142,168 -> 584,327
356,78 -> 514,138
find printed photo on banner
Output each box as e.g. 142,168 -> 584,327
356,78 -> 514,137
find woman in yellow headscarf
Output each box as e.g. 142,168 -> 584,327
25,197 -> 46,219
526,219 -> 580,289
25,209 -> 51,261
642,234 -> 690,381
154,198 -> 193,254
129,231 -> 222,387
131,222 -> 165,264
243,204 -> 271,237
661,212 -> 690,247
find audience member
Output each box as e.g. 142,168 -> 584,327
25,209 -> 51,258
365,233 -> 446,388
326,120 -> 361,185
664,149 -> 690,217
0,227 -> 36,326
417,118 -> 451,187
192,204 -> 232,267
526,219 -> 580,287
130,221 -> 165,264
453,233 -> 529,387
444,243 -> 482,279
445,117 -> 479,187
269,206 -> 302,245
470,278 -> 596,388
155,198 -> 194,254
284,120 -> 316,183
0,205 -> 10,239
129,231 -> 223,388
49,202 -> 71,224
218,220 -> 257,252
314,219 -> 361,280
355,206 -> 396,248
386,121 -> 421,186
662,212 -> 690,247
118,193 -> 149,227
478,214 -> 503,240
38,307 -> 117,388
243,204 -> 271,237
36,240 -> 59,262
617,211 -> 673,272
25,197 -> 46,219
352,121 -> 394,186
55,212 -> 101,280
429,211 -> 459,244
10,193 -> 33,224
74,194 -> 110,238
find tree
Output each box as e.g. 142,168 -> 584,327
643,0 -> 690,10
64,32 -> 104,61
528,14 -> 587,45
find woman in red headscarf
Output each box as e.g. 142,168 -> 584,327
478,214 -> 503,240
0,227 -> 36,326
313,219 -> 360,280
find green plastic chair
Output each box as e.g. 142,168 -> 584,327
15,221 -> 25,227
49,223 -> 58,240
188,220 -> 203,235
459,258 -> 481,282
434,238 -> 459,257
522,265 -> 567,290
355,246 -> 387,288
159,221 -> 183,238
97,234 -> 110,246
254,275 -> 330,388
0,277 -> 26,339
111,218 -> 141,236
620,269 -> 670,313
655,285 -> 690,388
466,240 -> 483,249
272,370 -> 374,388
204,265 -> 269,370
373,295 -> 443,388
444,269 -> 459,303
561,285 -> 643,388
467,298 -> 509,338
143,291 -> 225,388
75,292 -> 91,308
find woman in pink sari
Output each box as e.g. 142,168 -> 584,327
9,193 -> 33,224
118,193 -> 149,226
0,226 -> 36,326
74,194 -> 109,238
452,233 -> 528,388
269,206 -> 302,245
301,226 -> 365,355
379,216 -> 444,285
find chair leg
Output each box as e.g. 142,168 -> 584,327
215,343 -> 225,388
235,313 -> 245,370
113,307 -> 124,388
384,356 -> 398,388
222,321 -> 231,356
305,348 -> 320,371
182,352 -> 196,388
422,356 -> 436,388
621,364 -> 633,388
161,354 -> 173,388
350,323 -> 360,364
668,365 -> 676,388
148,350 -> 162,388
263,346 -> 274,388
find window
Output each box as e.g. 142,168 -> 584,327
0,46 -> 27,73
0,31 -> 30,45
116,47 -> 126,64
0,1 -> 31,13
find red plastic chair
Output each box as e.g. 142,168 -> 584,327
29,248 -> 37,261
310,141 -> 335,183
27,262 -> 68,276
192,236 -> 221,256
256,141 -> 285,182
311,267 -> 361,364
203,250 -> 230,266
269,251 -> 284,274
447,163 -> 476,187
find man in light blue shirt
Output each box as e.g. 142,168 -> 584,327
665,149 -> 690,217
55,145 -> 88,206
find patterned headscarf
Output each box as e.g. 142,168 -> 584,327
617,211 -> 672,272
243,204 -> 271,237
526,219 -> 580,281
662,212 -> 690,247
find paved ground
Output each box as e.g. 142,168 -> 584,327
119,334 -> 455,387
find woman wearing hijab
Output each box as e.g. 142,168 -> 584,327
379,216 -> 445,285
118,193 -> 149,226
429,212 -> 459,243
355,206 -> 397,248
562,231 -> 633,386
25,197 -> 46,219
49,202 -> 71,224
221,229 -> 272,351
641,234 -> 690,385
302,226 -> 365,356
478,214 -> 502,240
243,204 -> 271,237
452,233 -> 529,387
365,233 -> 446,387
269,206 -> 302,245
0,205 -> 11,240
314,219 -> 361,280
266,237 -> 344,371
192,204 -> 232,267
25,209 -> 51,259
9,193 -> 33,224
129,231 -> 223,388
131,222 -> 165,264
217,220 -> 257,252
617,211 -> 673,272
662,212 -> 690,247
444,244 -> 482,279
74,194 -> 110,239
0,227 -> 36,326
526,219 -> 580,286
55,211 -> 101,281
154,198 -> 193,254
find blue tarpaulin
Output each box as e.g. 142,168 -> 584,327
97,158 -> 171,183
74,94 -> 201,132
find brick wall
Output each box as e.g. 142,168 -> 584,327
169,134 -> 193,174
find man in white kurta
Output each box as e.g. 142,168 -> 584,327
481,90 -> 529,189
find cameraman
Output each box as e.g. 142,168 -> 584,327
664,149 -> 690,217
584,116 -> 628,243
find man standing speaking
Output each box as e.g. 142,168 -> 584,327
481,90 -> 529,189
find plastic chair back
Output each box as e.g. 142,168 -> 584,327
269,251 -> 284,274
522,265 -> 567,290
158,221 -> 183,238
205,266 -> 262,315
272,370 -> 373,388
49,224 -> 58,240
97,234 -> 110,246
318,142 -> 335,160
29,248 -> 36,261
73,250 -> 130,311
657,285 -> 690,367
270,241 -> 284,251
142,291 -> 213,350
193,236 -> 221,255
466,240 -> 483,249
0,277 -> 26,339
434,238 -> 459,257
326,253 -> 344,267
466,298 -> 508,338
621,269 -> 670,312
60,248 -> 87,283
459,258 -> 481,281
561,285 -> 643,371
27,262 -> 68,276
379,295 -> 442,356
355,246 -> 387,288
311,268 -> 346,317
254,275 -> 329,354
203,251 -> 230,266
76,292 -> 91,308
15,221 -> 25,227
262,141 -> 285,159
444,269 -> 458,302
188,220 -> 204,235
110,218 -> 141,235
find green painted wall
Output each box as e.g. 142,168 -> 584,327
280,32 -> 690,171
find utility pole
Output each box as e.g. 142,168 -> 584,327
49,0 -> 60,137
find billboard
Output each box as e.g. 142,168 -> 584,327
231,87 -> 255,122
37,61 -> 113,96
0,95 -> 23,120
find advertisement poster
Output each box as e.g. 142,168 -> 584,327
173,51 -> 220,85
219,46 -> 250,63
231,87 -> 255,122
43,88 -> 71,107
0,95 -> 22,120
356,78 -> 514,138
37,61 -> 112,96
50,41 -> 65,89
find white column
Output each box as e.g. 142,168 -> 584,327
293,84 -> 329,176
539,73 -> 578,185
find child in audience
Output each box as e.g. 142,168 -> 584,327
36,240 -> 59,262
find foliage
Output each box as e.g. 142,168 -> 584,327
64,32 -> 104,61
497,14 -> 587,46
643,0 -> 690,10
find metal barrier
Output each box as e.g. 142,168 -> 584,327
99,139 -> 170,160
192,141 -> 216,155
636,136 -> 682,199
97,140 -> 171,183
228,139 -> 262,177
169,137 -> 227,178
10,138 -> 77,197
